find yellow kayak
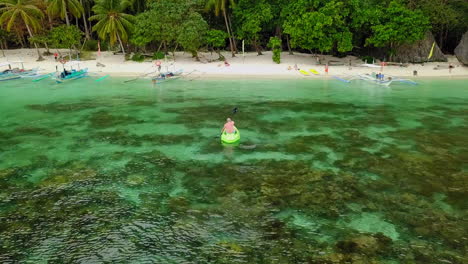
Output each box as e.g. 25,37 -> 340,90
299,69 -> 310,76
309,69 -> 319,75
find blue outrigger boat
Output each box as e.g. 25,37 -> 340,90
55,68 -> 88,83
53,61 -> 88,83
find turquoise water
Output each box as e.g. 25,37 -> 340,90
0,77 -> 467,263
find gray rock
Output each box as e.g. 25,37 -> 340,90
455,31 -> 468,66
394,32 -> 447,63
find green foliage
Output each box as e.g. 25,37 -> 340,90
49,25 -> 83,49
0,0 -> 44,32
361,55 -> 374,64
131,0 -> 209,59
234,0 -> 272,42
46,0 -> 84,24
177,12 -> 208,58
89,0 -> 135,45
152,51 -> 165,60
282,0 -> 353,53
206,29 -> 227,50
267,36 -> 281,64
79,50 -> 96,60
205,0 -> 236,17
82,39 -> 99,51
0,28 -> 9,40
206,29 -> 227,60
366,1 -> 430,48
130,11 -> 157,47
29,34 -> 50,46
131,52 -> 145,62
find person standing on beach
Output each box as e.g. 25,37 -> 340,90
325,64 -> 329,74
54,53 -> 58,61
449,63 -> 454,74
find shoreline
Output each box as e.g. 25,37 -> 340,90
105,72 -> 468,80
1,49 -> 467,79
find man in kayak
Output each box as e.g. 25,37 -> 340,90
222,118 -> 236,134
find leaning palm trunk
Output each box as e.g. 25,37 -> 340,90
227,14 -> 237,53
222,9 -> 235,57
25,24 -> 44,61
286,35 -> 293,55
64,4 -> 70,26
117,33 -> 125,54
80,0 -> 90,39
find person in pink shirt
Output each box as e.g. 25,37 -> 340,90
222,118 -> 236,134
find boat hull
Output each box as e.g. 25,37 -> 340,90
55,69 -> 88,83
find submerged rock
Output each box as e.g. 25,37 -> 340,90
454,31 -> 468,65
344,213 -> 400,241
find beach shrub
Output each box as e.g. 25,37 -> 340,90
177,12 -> 209,61
234,0 -> 273,55
365,1 -> 430,52
206,29 -> 227,61
152,51 -> 165,60
82,39 -> 99,51
80,51 -> 96,60
283,0 -> 353,53
131,53 -> 145,62
49,25 -> 83,50
361,56 -> 374,63
268,37 -> 282,64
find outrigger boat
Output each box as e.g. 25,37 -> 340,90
358,74 -> 393,86
0,61 -> 39,81
151,69 -> 183,84
53,61 -> 88,83
333,73 -> 417,86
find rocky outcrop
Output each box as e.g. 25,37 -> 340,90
394,32 -> 446,63
455,31 -> 468,65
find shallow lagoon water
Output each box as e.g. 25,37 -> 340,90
0,77 -> 467,263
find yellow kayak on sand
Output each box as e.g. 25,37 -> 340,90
309,69 -> 319,75
299,69 -> 310,76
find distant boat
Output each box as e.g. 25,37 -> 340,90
358,74 -> 393,86
151,69 -> 183,84
0,74 -> 21,82
0,61 -> 38,81
358,63 -> 381,68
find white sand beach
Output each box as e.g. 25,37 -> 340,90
1,49 -> 467,79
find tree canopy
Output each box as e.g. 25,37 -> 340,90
0,0 -> 466,60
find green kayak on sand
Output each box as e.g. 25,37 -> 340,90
221,127 -> 240,144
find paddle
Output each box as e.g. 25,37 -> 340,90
95,75 -> 109,82
32,73 -> 53,82
123,70 -> 157,83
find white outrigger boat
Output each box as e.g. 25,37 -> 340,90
0,61 -> 39,81
333,73 -> 417,87
358,73 -> 393,86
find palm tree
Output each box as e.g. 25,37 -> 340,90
0,0 -> 45,60
206,0 -> 236,57
46,0 -> 83,26
89,0 -> 134,54
79,0 -> 90,39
